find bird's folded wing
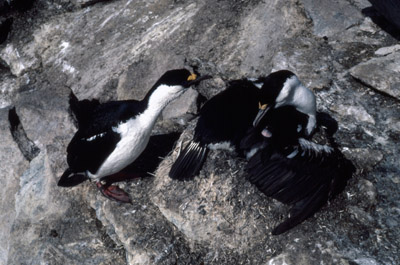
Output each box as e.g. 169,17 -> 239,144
67,129 -> 121,174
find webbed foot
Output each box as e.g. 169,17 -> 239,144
96,181 -> 132,204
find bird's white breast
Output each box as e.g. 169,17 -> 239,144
88,83 -> 186,180
90,113 -> 155,179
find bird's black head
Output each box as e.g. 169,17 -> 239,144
253,70 -> 296,126
156,69 -> 211,88
258,70 -> 296,107
144,69 -> 211,106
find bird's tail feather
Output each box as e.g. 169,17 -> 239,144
58,168 -> 88,187
169,141 -> 208,181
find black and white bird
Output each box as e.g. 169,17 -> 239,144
58,69 -> 210,203
253,70 -> 317,138
241,91 -> 355,235
169,78 -> 264,180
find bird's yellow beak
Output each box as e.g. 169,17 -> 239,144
187,73 -> 197,81
259,102 -> 268,110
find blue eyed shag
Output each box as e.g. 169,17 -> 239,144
169,78 -> 265,180
241,72 -> 355,235
253,70 -> 317,138
58,69 -> 210,203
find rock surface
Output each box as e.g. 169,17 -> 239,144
350,50 -> 400,100
1,0 -> 400,264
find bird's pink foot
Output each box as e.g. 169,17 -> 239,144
96,182 -> 132,203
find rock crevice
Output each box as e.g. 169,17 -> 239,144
8,107 -> 40,161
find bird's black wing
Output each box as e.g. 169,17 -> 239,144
169,140 -> 208,180
246,138 -> 355,234
66,128 -> 121,174
169,81 -> 260,180
70,97 -> 145,134
194,80 -> 260,146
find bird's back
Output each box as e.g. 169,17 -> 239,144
194,80 -> 260,148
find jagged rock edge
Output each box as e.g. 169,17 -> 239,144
8,106 -> 40,161
350,74 -> 400,101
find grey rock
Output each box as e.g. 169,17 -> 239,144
353,0 -> 374,9
1,0 -> 400,264
0,73 -> 18,109
87,179 -> 200,265
6,151 -> 127,265
301,0 -> 364,38
0,108 -> 29,265
0,43 -> 40,76
350,51 -> 400,100
14,86 -> 75,151
234,0 -> 309,76
271,37 -> 334,90
357,179 -> 378,207
342,148 -> 383,171
374,44 -> 400,56
330,104 -> 375,125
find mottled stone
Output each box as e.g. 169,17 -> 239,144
350,51 -> 400,100
14,87 -> 75,150
330,104 -> 375,125
235,0 -> 309,76
353,0 -> 374,9
0,108 -> 29,265
357,179 -> 378,207
374,44 -> 400,56
88,179 -> 200,265
342,148 -> 383,171
271,37 -> 333,90
6,150 -> 127,265
1,0 -> 400,264
0,74 -> 18,108
0,43 -> 39,76
301,0 -> 364,38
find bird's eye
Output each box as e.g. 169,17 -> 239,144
258,102 -> 268,110
187,73 -> 197,81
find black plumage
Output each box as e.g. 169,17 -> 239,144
368,0 -> 400,30
169,79 -> 262,180
241,106 -> 355,235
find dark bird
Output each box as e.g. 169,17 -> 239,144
241,97 -> 355,235
168,78 -> 264,180
58,69 -> 210,203
169,70 -> 316,181
368,0 -> 400,30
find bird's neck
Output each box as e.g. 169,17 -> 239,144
141,84 -> 184,124
305,114 -> 316,136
